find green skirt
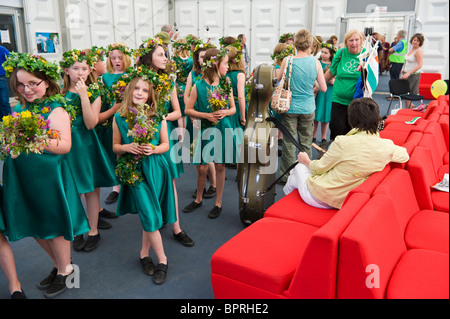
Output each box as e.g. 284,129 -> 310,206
2,152 -> 90,242
116,154 -> 177,232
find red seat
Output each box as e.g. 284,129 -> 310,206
338,193 -> 449,299
211,192 -> 370,299
373,168 -> 449,254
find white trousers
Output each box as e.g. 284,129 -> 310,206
283,163 -> 335,209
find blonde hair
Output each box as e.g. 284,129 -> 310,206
294,29 -> 313,52
344,29 -> 363,47
61,48 -> 92,96
311,35 -> 323,56
173,39 -> 190,59
119,77 -> 157,118
106,42 -> 132,73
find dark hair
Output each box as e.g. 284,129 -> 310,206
348,98 -> 380,134
192,47 -> 208,74
410,33 -> 425,47
135,44 -> 166,75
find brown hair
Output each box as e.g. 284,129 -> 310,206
118,77 -> 157,118
348,97 -> 381,134
192,47 -> 208,75
294,29 -> 313,52
60,48 -> 93,96
272,43 -> 288,66
202,48 -> 225,84
174,38 -> 190,59
10,68 -> 60,107
227,46 -> 245,73
410,33 -> 425,47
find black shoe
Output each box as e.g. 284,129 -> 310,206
44,271 -> 73,298
38,267 -> 58,290
11,290 -> 27,299
140,257 -> 156,276
203,186 -> 216,199
153,263 -> 168,285
98,217 -> 112,230
192,188 -> 206,199
73,235 -> 85,251
183,201 -> 202,213
83,233 -> 100,252
174,231 -> 194,247
208,206 -> 222,219
105,191 -> 119,204
99,208 -> 117,219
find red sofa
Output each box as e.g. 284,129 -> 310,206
419,73 -> 441,100
337,193 -> 449,299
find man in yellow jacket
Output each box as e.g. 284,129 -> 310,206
283,97 -> 409,209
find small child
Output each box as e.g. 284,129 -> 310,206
313,42 -> 336,146
112,68 -> 176,284
183,48 -> 236,218
60,49 -> 118,252
102,43 -> 133,204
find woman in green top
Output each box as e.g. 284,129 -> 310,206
324,29 -> 365,140
61,49 -> 118,253
184,48 -> 236,219
1,53 -> 90,298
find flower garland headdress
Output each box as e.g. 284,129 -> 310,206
321,42 -> 337,54
91,46 -> 107,61
185,35 -> 202,48
271,44 -> 295,61
194,42 -> 216,53
106,43 -> 133,57
279,33 -> 294,43
2,52 -> 60,81
133,37 -> 164,60
201,47 -> 229,71
172,41 -> 191,52
227,42 -> 243,64
60,49 -> 96,69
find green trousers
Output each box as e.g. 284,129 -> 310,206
279,112 -> 315,182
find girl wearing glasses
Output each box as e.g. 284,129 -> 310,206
1,53 -> 90,298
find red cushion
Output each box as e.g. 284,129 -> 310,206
264,191 -> 337,227
345,165 -> 390,201
405,210 -> 449,253
211,217 -> 318,295
419,73 -> 441,99
383,118 -> 430,134
431,190 -> 449,212
338,194 -> 407,299
439,114 -> 449,151
387,249 -> 449,299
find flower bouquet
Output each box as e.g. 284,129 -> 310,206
115,104 -> 159,186
205,76 -> 231,127
0,110 -> 60,160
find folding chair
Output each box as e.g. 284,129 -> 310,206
386,79 -> 424,116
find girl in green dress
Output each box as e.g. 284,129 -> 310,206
1,53 -> 90,298
184,48 -> 236,219
113,75 -> 175,284
135,38 -> 194,248
60,49 -> 118,252
100,43 -> 133,204
183,43 -> 217,199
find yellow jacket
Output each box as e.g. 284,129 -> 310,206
307,128 -> 409,208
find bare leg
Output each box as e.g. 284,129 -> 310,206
214,164 -> 226,208
84,190 -> 100,236
0,233 -> 22,294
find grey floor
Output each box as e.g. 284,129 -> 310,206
0,74 -> 431,299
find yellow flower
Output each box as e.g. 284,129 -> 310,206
118,80 -> 126,87
88,92 -> 92,98
42,107 -> 50,114
21,110 -> 32,118
2,115 -> 11,125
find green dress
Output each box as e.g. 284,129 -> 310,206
192,79 -> 238,165
1,100 -> 90,242
226,70 -> 248,129
174,56 -> 193,117
114,114 -> 177,232
314,61 -> 333,123
95,74 -> 121,169
186,70 -> 202,147
164,99 -> 184,179
64,91 -> 118,194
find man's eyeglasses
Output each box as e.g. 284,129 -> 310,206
16,80 -> 44,92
